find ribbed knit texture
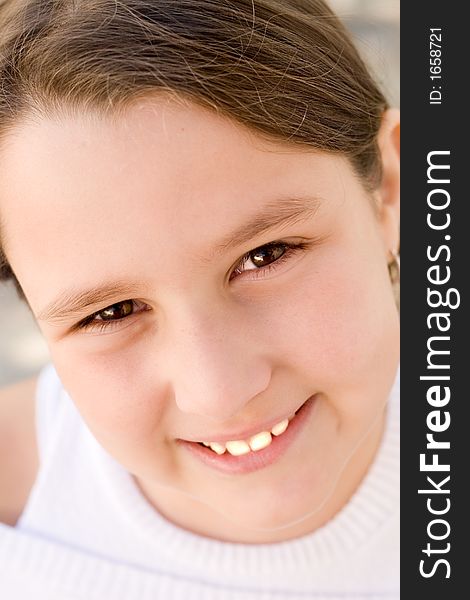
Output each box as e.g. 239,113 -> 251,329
0,365 -> 400,599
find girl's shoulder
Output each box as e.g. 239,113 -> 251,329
0,377 -> 39,526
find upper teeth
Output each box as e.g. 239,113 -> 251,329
203,417 -> 291,456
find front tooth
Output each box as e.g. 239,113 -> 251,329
209,442 -> 226,455
271,418 -> 289,436
225,440 -> 251,456
248,431 -> 272,451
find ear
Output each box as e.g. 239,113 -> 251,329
374,108 -> 400,258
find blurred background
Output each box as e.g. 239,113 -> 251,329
0,0 -> 399,387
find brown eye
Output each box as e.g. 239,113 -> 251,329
230,241 -> 308,281
248,244 -> 286,268
97,301 -> 134,321
76,299 -> 150,333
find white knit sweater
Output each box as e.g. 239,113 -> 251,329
0,365 -> 400,599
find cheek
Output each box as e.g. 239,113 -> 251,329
50,346 -> 167,449
260,250 -> 398,391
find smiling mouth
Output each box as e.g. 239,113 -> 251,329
196,409 -> 300,456
178,397 -> 315,475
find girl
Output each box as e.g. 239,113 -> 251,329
0,0 -> 400,598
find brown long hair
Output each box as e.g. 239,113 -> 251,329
0,0 -> 388,297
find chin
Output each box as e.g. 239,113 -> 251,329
216,472 -> 337,540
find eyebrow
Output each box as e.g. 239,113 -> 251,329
209,194 -> 321,256
37,195 -> 321,324
37,282 -> 142,324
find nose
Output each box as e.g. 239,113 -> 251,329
161,303 -> 272,421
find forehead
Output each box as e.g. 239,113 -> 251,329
0,98 -> 356,299
0,95 -> 346,200
1,96 -> 303,195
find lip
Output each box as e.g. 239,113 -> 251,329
177,394 -> 316,475
182,407 -> 300,446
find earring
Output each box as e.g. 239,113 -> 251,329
388,249 -> 400,283
388,249 -> 400,311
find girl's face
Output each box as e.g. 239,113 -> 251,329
0,98 -> 400,542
